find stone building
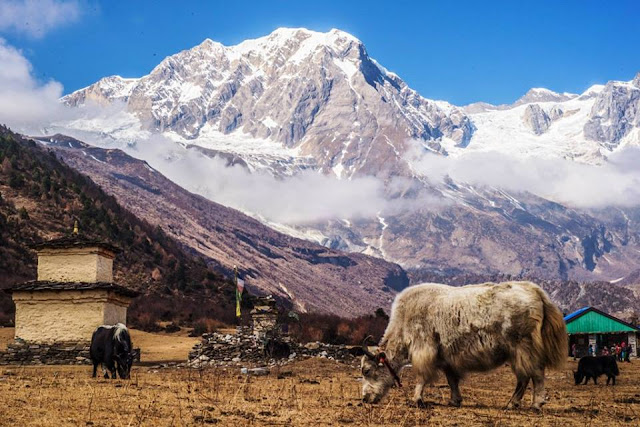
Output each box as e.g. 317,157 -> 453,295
0,235 -> 138,365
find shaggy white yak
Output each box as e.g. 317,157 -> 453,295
361,281 -> 567,410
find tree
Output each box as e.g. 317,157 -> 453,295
8,172 -> 24,189
18,207 -> 29,220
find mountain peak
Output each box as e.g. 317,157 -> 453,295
232,27 -> 362,54
633,71 -> 640,87
514,87 -> 577,106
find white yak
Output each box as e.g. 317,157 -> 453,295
361,281 -> 567,410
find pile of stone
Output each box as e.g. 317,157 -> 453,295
295,341 -> 361,363
187,327 -> 361,368
188,328 -> 264,367
0,340 -> 91,365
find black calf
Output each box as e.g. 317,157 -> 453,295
573,355 -> 619,385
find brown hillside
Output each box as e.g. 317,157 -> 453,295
0,126 -> 237,328
41,133 -> 409,316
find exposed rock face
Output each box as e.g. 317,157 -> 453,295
63,28 -> 473,178
584,74 -> 640,147
64,76 -> 136,106
522,104 -> 551,134
548,105 -> 564,121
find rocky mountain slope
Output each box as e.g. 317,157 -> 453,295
36,134 -> 408,316
34,133 -> 640,318
51,28 -> 640,299
61,28 -> 472,178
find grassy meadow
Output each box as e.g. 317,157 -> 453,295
0,327 -> 638,426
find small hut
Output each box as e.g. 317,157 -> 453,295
565,306 -> 640,358
0,234 -> 138,365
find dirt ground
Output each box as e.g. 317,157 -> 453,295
129,329 -> 199,363
0,357 -> 638,426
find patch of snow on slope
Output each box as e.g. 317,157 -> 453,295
179,82 -> 202,103
463,95 -> 604,163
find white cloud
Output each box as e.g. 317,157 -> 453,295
111,134 -> 395,225
0,0 -> 81,38
407,147 -> 640,209
0,38 -> 69,128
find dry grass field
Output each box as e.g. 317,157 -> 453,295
1,356 -> 639,426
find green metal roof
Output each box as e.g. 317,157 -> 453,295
565,307 -> 639,334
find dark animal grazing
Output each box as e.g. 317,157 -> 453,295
90,323 -> 134,379
574,356 -> 619,385
263,338 -> 291,359
360,281 -> 568,410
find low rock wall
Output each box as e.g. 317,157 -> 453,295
0,341 -> 91,365
0,341 -> 141,365
187,328 -> 361,367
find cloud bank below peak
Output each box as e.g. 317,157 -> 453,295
407,146 -> 640,209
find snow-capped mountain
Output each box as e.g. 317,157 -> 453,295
63,28 -> 472,178
458,76 -> 640,162
54,28 -> 640,288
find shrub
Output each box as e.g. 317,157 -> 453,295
289,311 -> 388,345
189,317 -> 228,337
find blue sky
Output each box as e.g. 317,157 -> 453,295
2,0 -> 640,105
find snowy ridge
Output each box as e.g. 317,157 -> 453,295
61,27 -> 473,177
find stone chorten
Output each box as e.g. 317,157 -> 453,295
251,295 -> 279,339
9,234 -> 138,344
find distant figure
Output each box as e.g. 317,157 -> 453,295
574,356 -> 619,385
571,343 -> 577,360
588,344 -> 594,356
616,344 -> 621,361
603,347 -> 609,356
90,323 -> 135,379
621,342 -> 627,362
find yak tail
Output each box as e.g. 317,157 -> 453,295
536,288 -> 568,370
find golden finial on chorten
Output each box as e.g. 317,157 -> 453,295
73,220 -> 79,235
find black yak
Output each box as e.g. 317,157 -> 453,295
573,355 -> 619,385
90,323 -> 134,379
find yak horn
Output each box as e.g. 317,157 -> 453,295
362,335 -> 377,359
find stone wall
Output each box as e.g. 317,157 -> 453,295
13,289 -> 130,343
187,327 -> 361,367
0,341 -> 91,365
0,341 -> 141,365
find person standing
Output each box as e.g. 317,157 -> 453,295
588,344 -> 594,356
571,343 -> 577,360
